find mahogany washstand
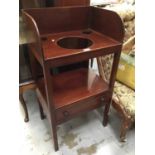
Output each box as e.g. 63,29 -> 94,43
22,6 -> 124,151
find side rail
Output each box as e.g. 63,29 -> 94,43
22,10 -> 44,65
91,7 -> 124,43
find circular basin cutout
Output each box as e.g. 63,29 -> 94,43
57,37 -> 93,49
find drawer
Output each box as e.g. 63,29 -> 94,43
55,95 -> 106,124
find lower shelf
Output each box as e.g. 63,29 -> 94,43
36,68 -> 109,123
37,68 -> 109,109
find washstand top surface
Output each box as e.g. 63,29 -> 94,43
41,29 -> 121,60
23,6 -> 124,62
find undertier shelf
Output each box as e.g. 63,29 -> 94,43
37,68 -> 109,109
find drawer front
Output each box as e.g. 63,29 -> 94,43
55,95 -> 106,124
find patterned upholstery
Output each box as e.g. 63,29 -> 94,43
113,81 -> 135,119
97,55 -> 135,119
97,54 -> 114,83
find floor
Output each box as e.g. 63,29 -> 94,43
18,91 -> 134,155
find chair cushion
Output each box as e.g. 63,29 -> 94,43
113,81 -> 135,118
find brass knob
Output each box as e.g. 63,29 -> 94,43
101,97 -> 105,102
63,111 -> 70,117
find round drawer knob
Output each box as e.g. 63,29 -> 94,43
101,97 -> 105,102
63,111 -> 70,117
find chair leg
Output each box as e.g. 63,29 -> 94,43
103,97 -> 112,126
120,119 -> 130,142
19,94 -> 29,122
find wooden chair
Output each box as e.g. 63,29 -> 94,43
97,54 -> 135,142
19,16 -> 45,122
19,80 -> 46,122
19,81 -> 36,122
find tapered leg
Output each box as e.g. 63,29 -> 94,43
103,97 -> 112,126
19,94 -> 29,122
103,52 -> 121,126
37,98 -> 46,120
50,122 -> 59,151
43,64 -> 59,151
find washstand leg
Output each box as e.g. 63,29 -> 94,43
37,98 -> 46,120
103,97 -> 112,126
